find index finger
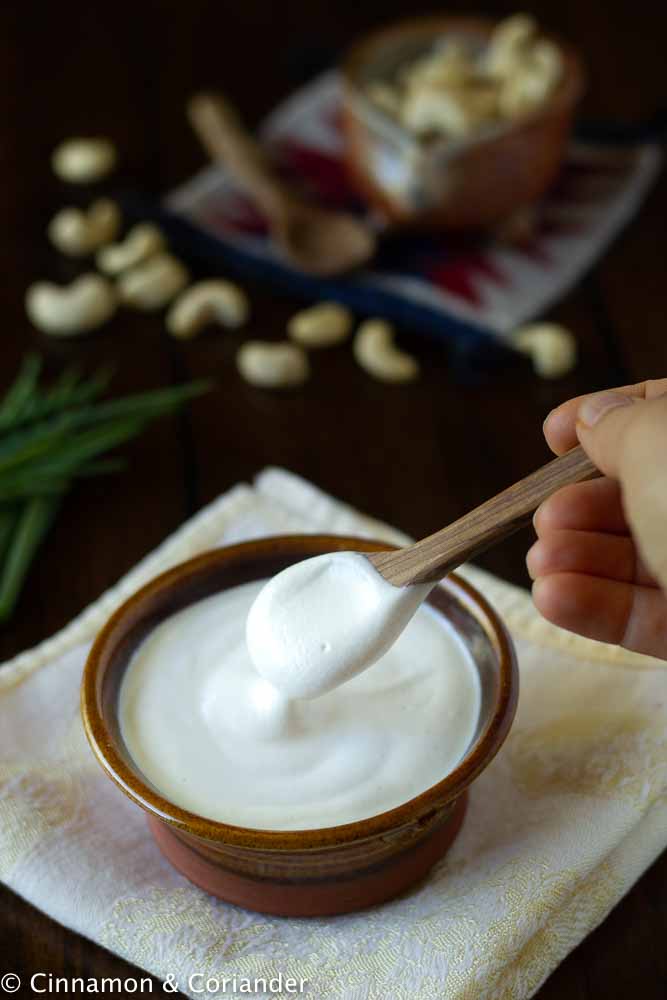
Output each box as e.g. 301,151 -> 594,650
543,378 -> 667,455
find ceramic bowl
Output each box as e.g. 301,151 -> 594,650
341,15 -> 585,229
81,535 -> 518,916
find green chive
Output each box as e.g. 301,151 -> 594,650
0,496 -> 63,623
0,506 -> 18,564
0,357 -> 213,622
10,366 -> 115,429
0,414 -> 78,474
68,378 -> 212,426
0,355 -> 42,430
29,415 -> 148,471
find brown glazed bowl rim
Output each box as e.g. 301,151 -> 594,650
82,535 -> 518,851
342,14 -> 585,139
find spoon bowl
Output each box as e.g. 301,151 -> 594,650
188,92 -> 377,275
279,201 -> 376,276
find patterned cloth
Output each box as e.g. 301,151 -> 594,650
166,72 -> 661,346
1,468 -> 666,1000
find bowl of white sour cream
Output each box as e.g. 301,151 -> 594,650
81,535 -> 518,917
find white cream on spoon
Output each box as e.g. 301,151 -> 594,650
246,551 -> 433,699
245,447 -> 600,702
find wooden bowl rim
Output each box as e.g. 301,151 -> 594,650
81,534 -> 518,851
341,13 -> 586,137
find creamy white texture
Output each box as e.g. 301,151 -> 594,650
246,551 -> 434,699
120,579 -> 481,830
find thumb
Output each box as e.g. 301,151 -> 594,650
576,390 -> 667,590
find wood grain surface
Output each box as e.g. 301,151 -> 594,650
0,0 -> 666,996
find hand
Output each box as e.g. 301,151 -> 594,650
527,378 -> 667,659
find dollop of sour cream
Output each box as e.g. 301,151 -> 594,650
246,551 -> 433,699
120,577 -> 481,830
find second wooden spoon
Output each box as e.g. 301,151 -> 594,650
187,92 -> 376,276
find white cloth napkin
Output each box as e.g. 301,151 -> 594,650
1,467 -> 666,1000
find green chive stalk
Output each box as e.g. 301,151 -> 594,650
0,358 -> 211,623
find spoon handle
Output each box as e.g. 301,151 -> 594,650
187,92 -> 289,222
368,446 -> 599,587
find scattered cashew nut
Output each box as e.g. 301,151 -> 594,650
117,253 -> 189,311
166,280 -> 249,339
353,320 -> 419,383
51,137 -> 117,183
97,223 -> 166,275
237,341 -> 310,389
47,198 -> 121,257
513,322 -> 577,379
287,302 -> 353,348
25,274 -> 117,336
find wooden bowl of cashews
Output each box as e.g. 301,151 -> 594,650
341,13 -> 584,230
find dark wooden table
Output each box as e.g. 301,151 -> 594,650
1,0 -> 666,996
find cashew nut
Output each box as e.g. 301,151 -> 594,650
47,199 -> 121,257
532,39 -> 563,81
485,13 -> 537,78
97,223 -> 166,275
51,137 -> 117,183
362,14 -> 560,141
166,280 -> 249,339
116,253 -> 189,311
513,322 -> 577,379
402,41 -> 474,92
237,341 -> 310,388
402,82 -> 498,137
353,320 -> 419,383
287,302 -> 353,348
498,40 -> 563,117
25,274 -> 117,336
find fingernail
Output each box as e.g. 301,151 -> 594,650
577,391 -> 634,428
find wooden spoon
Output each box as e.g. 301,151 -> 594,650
187,92 -> 376,276
368,446 -> 599,587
